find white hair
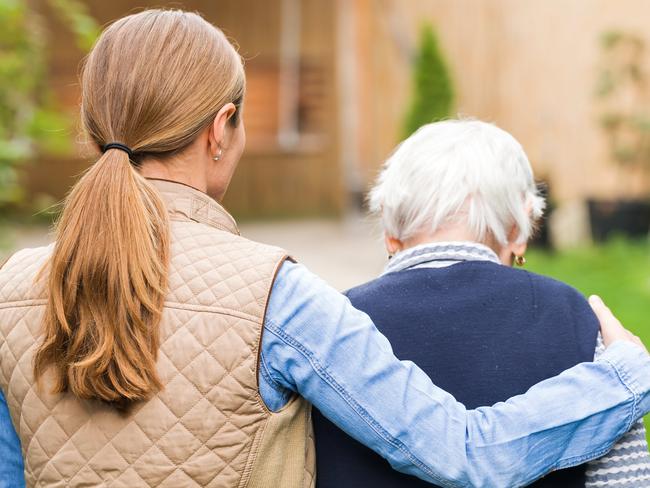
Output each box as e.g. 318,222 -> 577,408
369,119 -> 545,245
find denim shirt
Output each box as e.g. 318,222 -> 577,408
3,260 -> 650,487
0,388 -> 22,488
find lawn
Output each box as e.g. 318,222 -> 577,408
527,238 -> 650,339
527,238 -> 650,446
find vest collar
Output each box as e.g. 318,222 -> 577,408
146,178 -> 240,236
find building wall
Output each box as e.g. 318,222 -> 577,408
349,0 -> 650,204
25,0 -> 650,218
28,0 -> 342,218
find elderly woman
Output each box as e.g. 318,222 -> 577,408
313,119 -> 650,488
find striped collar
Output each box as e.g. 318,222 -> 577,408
383,241 -> 501,275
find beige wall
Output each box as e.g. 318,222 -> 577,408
350,0 -> 650,203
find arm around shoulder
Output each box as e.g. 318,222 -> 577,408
261,261 -> 650,487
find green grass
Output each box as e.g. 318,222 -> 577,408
527,237 -> 650,447
527,238 -> 650,337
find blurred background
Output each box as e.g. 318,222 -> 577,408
1,0 -> 650,427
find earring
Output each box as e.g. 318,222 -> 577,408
213,148 -> 223,161
514,255 -> 527,267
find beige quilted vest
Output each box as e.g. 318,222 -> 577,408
0,179 -> 316,488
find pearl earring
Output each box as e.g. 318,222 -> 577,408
213,148 -> 223,161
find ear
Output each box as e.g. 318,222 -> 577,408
512,200 -> 534,257
501,223 -> 528,266
511,239 -> 528,258
208,102 -> 237,155
384,234 -> 404,256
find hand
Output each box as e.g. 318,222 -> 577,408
589,295 -> 647,353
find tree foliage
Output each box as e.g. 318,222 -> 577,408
596,30 -> 650,174
0,0 -> 98,212
402,24 -> 454,139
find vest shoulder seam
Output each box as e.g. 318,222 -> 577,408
0,299 -> 47,309
163,301 -> 262,323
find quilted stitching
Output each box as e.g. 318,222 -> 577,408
0,182 -> 315,487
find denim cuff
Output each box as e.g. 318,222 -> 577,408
598,340 -> 650,419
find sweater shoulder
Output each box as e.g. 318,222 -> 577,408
472,264 -> 600,350
347,263 -> 598,334
515,267 -> 593,313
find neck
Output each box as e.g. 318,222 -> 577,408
405,228 -> 479,248
139,157 -> 208,194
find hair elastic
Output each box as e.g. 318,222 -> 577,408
102,142 -> 134,158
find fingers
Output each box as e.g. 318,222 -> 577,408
589,294 -> 622,333
589,295 -> 612,320
632,334 -> 647,352
589,294 -> 648,353
590,294 -> 626,347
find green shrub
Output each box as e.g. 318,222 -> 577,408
596,30 -> 650,177
0,0 -> 98,217
402,24 -> 454,138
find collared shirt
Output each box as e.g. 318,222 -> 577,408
3,246 -> 650,487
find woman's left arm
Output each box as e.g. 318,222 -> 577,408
0,387 -> 25,487
260,261 -> 650,487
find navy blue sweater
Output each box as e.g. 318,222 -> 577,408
313,261 -> 599,488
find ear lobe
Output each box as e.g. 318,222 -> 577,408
511,240 -> 528,258
505,223 -> 528,263
384,235 -> 403,256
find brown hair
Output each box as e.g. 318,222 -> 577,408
34,10 -> 245,405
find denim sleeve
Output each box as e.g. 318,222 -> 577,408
0,388 -> 24,488
261,260 -> 650,487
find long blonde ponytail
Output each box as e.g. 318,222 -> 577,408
35,150 -> 169,403
34,9 -> 245,405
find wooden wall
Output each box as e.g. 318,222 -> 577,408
349,0 -> 650,204
28,0 -> 650,217
28,0 -> 342,219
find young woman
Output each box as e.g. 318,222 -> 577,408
313,119 -> 650,487
1,10 -> 649,488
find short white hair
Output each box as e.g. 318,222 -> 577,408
369,119 -> 545,245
